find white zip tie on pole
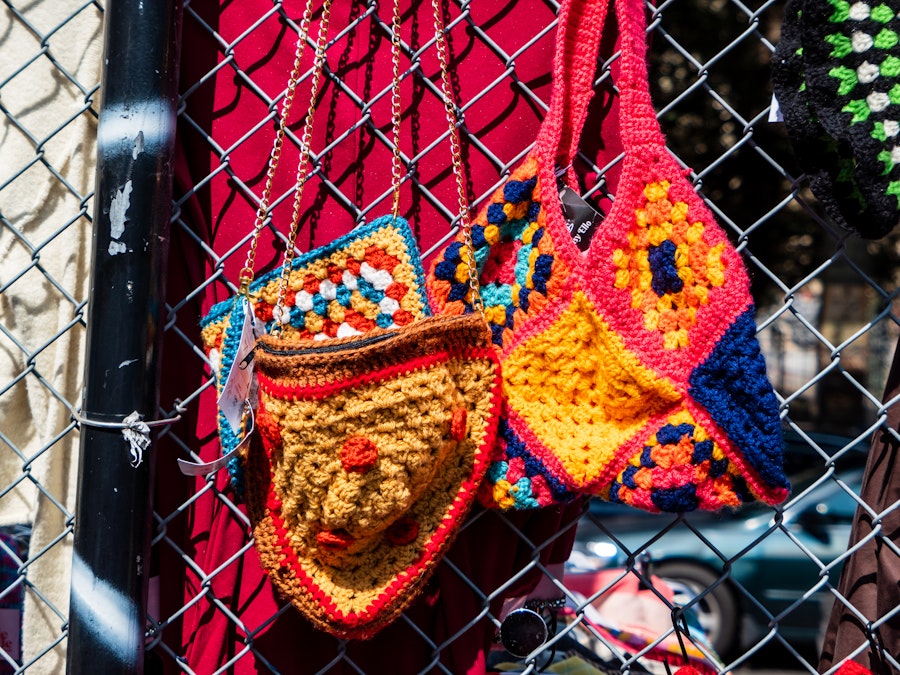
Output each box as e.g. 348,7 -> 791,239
121,411 -> 151,468
72,409 -> 181,468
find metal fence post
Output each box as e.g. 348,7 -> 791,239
67,1 -> 183,672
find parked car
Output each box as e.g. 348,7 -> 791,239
567,430 -> 868,658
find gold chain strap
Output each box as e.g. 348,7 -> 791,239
238,0 -> 320,297
240,1 -> 481,318
271,0 -> 405,322
239,0 -> 404,323
272,0 -> 336,323
390,0 -> 403,218
431,0 -> 483,313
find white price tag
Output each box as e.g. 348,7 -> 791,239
768,93 -> 784,123
178,406 -> 255,476
218,300 -> 261,434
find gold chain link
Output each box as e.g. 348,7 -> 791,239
390,0 -> 403,218
242,0 -> 471,319
273,0 -> 336,324
431,0 -> 483,313
273,0 -> 403,320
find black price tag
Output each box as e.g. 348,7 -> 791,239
559,184 -> 602,252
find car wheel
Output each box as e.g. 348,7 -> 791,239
653,561 -> 739,659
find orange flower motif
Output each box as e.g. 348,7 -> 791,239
340,436 -> 379,473
614,181 -> 726,349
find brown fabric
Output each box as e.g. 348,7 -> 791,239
819,339 -> 900,674
255,313 -> 493,381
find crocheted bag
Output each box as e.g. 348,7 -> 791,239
427,0 -> 789,512
771,0 -> 900,238
199,0 -> 502,638
248,313 -> 500,638
772,0 -> 878,236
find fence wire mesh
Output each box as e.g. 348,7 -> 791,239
2,0 -> 900,673
0,1 -> 103,673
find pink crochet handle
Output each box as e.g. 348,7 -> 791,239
536,0 -> 660,168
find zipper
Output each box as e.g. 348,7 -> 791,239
256,330 -> 396,356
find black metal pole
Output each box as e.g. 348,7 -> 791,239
68,1 -> 182,673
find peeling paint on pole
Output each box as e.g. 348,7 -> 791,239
108,180 -> 132,256
69,0 -> 183,672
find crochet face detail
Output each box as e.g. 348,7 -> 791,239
251,344 -> 500,630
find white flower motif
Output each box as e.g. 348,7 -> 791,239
209,348 -> 221,375
891,146 -> 900,164
379,297 -> 400,315
319,279 -> 337,301
360,262 -> 394,291
342,269 -> 358,291
337,322 -> 363,338
852,31 -> 874,52
858,61 -> 880,84
849,2 -> 871,20
313,332 -> 330,341
885,120 -> 900,137
295,290 -> 314,311
272,304 -> 289,325
867,91 -> 891,113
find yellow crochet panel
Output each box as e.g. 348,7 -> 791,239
502,291 -> 682,486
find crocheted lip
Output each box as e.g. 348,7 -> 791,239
246,314 -> 502,639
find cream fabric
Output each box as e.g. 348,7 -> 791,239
0,2 -> 102,671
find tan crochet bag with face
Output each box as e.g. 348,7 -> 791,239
248,313 -> 500,638
228,0 -> 501,639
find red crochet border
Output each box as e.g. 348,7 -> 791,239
259,350 -> 503,638
257,347 -> 499,400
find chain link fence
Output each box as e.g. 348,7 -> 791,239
2,0 -> 899,673
0,1 -> 103,673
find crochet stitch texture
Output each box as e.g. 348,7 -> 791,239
200,215 -> 431,493
246,313 -> 502,639
427,0 -> 789,512
806,0 -> 900,172
774,0 -> 900,237
773,0 -> 877,236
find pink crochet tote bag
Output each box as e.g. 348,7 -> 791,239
426,0 -> 789,513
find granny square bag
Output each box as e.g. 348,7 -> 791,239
427,0 -> 789,512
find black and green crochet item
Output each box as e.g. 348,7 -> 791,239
772,0 -> 900,238
773,0 -> 872,233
